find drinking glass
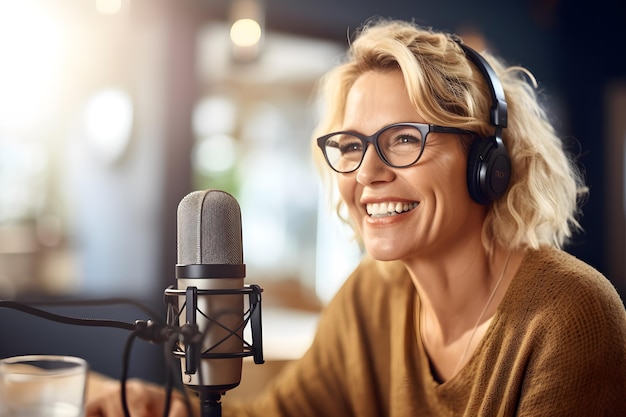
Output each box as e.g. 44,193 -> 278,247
0,355 -> 88,417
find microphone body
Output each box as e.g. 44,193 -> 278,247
175,190 -> 246,392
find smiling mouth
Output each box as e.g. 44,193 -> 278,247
366,201 -> 419,218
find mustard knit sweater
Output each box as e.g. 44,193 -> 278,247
223,247 -> 626,416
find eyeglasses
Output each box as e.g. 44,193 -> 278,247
316,122 -> 473,173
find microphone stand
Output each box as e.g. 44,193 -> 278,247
200,390 -> 223,417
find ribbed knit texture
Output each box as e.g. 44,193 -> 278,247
223,247 -> 626,416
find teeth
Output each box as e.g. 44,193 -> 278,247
366,201 -> 418,217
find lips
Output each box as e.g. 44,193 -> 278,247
366,201 -> 419,218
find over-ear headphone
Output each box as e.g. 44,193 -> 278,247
455,40 -> 511,205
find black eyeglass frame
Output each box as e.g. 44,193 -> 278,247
316,122 -> 474,173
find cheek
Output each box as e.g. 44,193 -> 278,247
336,174 -> 355,203
427,151 -> 471,203
336,175 -> 363,225
439,143 -> 469,183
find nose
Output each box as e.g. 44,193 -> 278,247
355,144 -> 395,185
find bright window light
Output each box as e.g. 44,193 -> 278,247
0,2 -> 63,130
83,88 -> 134,164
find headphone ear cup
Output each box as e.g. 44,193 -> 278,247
466,138 -> 487,204
466,136 -> 511,204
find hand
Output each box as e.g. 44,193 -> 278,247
85,373 -> 197,417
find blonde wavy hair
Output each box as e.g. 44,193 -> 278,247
312,18 -> 587,251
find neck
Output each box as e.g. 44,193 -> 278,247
408,247 -> 518,342
410,248 -> 521,381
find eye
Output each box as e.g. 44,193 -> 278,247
332,135 -> 363,156
385,132 -> 423,154
339,141 -> 362,155
393,133 -> 421,145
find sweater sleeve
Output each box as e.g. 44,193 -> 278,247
515,257 -> 626,416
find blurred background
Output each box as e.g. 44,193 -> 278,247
0,0 -> 624,396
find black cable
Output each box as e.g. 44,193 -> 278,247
119,323 -> 195,417
0,300 -> 135,331
121,328 -> 140,417
162,334 -> 177,417
13,297 -> 164,324
163,360 -> 175,417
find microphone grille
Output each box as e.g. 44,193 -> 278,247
177,189 -> 243,265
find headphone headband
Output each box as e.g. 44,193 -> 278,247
455,42 -> 508,131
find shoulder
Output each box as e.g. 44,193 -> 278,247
506,246 -> 626,345
513,247 -> 622,309
522,246 -> 603,278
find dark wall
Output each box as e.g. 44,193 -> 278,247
555,0 -> 626,298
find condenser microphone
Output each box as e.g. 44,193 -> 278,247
175,189 -> 246,392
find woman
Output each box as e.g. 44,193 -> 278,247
87,18 -> 626,417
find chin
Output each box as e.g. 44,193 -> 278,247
364,243 -> 405,262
